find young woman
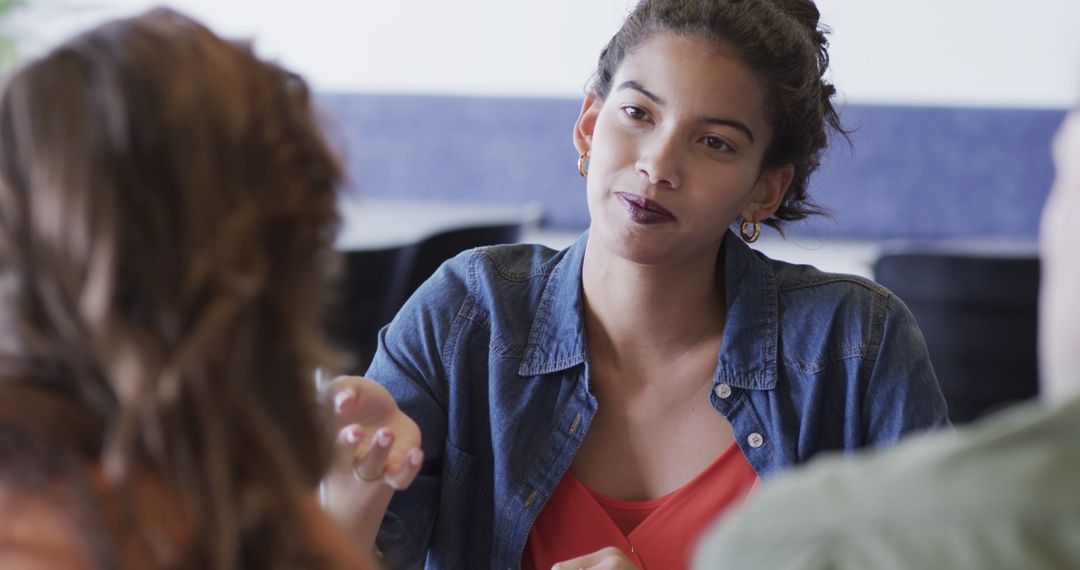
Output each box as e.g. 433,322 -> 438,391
326,1 -> 948,568
0,10 -> 373,569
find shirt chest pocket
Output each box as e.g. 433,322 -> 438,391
435,441 -> 495,561
443,439 -> 492,500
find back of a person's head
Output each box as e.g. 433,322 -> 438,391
1041,110 -> 1080,404
0,8 -> 346,568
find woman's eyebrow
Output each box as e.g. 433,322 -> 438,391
702,117 -> 755,143
616,80 -> 755,143
617,80 -> 664,104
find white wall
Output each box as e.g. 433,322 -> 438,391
8,0 -> 1080,108
819,0 -> 1080,109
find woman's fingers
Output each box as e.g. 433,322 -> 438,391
326,375 -> 400,428
350,428 -> 394,481
326,375 -> 365,405
325,376 -> 369,429
382,447 -> 423,490
340,423 -> 422,491
337,424 -> 364,446
333,386 -> 358,414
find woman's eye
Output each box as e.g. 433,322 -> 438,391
622,105 -> 647,120
703,135 -> 733,153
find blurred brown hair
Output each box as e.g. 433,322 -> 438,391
0,8 -> 346,568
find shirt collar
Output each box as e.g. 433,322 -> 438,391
714,232 -> 779,390
518,232 -> 590,376
518,230 -> 779,390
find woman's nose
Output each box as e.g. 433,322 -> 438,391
635,131 -> 682,188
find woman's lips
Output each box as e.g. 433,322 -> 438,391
615,192 -> 677,224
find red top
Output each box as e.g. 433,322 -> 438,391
522,444 -> 759,570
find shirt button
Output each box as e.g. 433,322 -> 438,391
568,412 -> 582,435
747,432 -> 765,448
713,383 -> 733,399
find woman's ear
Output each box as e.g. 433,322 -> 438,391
743,164 -> 795,221
573,94 -> 601,155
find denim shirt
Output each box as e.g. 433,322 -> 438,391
366,231 -> 948,569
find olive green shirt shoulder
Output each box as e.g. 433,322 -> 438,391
695,396 -> 1080,570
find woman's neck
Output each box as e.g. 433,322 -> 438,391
581,237 -> 727,366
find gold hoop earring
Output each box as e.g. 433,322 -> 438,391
577,151 -> 589,178
740,219 -> 761,243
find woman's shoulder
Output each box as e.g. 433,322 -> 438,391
393,241 -> 580,355
409,241 -> 572,310
0,383 -> 181,568
753,254 -> 917,349
443,241 -> 567,282
761,254 -> 888,299
0,383 -> 370,569
386,242 -> 573,348
755,252 -> 906,314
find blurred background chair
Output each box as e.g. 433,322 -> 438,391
872,243 -> 1040,424
325,244 -> 414,374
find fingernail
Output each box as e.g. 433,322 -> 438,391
341,425 -> 362,444
334,389 -> 357,413
376,430 -> 392,447
408,449 -> 423,467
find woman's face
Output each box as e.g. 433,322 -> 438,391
575,32 -> 792,267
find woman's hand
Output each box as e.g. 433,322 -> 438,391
552,546 -> 641,570
327,375 -> 423,489
321,375 -> 423,548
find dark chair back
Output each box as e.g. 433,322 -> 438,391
325,245 -> 414,373
873,244 -> 1040,423
402,223 -> 523,301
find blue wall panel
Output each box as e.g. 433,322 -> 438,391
799,105 -> 1064,239
319,93 -> 1065,240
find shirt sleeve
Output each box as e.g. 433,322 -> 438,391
862,292 -> 951,442
364,254 -> 473,569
